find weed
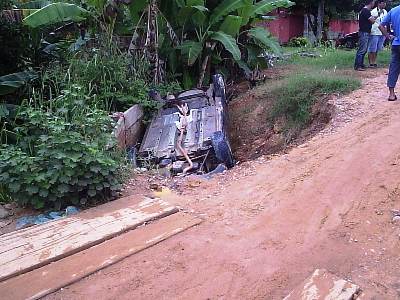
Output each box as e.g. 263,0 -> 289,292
286,47 -> 391,70
288,37 -> 310,48
270,72 -> 361,129
39,53 -> 181,114
0,185 -> 12,204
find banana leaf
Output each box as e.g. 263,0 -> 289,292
250,0 -> 294,17
210,31 -> 241,61
177,40 -> 203,66
248,26 -> 281,54
128,0 -> 148,25
237,0 -> 253,26
209,0 -> 244,26
0,71 -> 38,96
18,0 -> 52,9
219,15 -> 243,37
23,3 -> 89,28
235,59 -> 251,76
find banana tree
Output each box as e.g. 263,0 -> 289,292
125,0 -> 293,88
158,0 -> 294,87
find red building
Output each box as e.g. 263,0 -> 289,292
261,9 -> 358,44
328,19 -> 359,39
261,9 -> 304,44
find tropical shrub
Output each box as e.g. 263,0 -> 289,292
41,53 -> 181,113
288,37 -> 309,48
0,105 -> 125,209
130,0 -> 295,88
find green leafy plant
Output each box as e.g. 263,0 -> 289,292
270,73 -> 361,129
0,185 -> 12,204
0,71 -> 38,96
23,2 -> 89,28
132,0 -> 294,88
288,37 -> 309,48
0,105 -> 125,209
42,53 -> 181,113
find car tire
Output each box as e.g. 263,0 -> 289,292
211,131 -> 234,169
345,40 -> 356,49
212,74 -> 226,103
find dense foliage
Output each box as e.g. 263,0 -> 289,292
154,0 -> 295,87
0,108 -> 123,209
0,0 -> 293,209
288,37 -> 309,47
42,53 -> 181,112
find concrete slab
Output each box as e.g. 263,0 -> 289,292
283,269 -> 361,300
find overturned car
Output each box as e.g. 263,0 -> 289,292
138,74 -> 234,175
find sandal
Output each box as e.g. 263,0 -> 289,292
388,95 -> 397,101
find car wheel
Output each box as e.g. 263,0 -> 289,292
211,131 -> 235,169
212,74 -> 226,103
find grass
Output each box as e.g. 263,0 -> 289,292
0,185 -> 12,204
265,46 -> 390,131
270,72 -> 361,129
249,47 -> 372,135
283,46 -> 391,70
231,45 -> 387,160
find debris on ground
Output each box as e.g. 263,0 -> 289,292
201,164 -> 227,180
15,206 -> 79,230
0,219 -> 12,229
391,209 -> 400,224
0,204 -> 12,219
283,269 -> 361,300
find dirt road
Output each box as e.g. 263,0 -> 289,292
48,70 -> 400,299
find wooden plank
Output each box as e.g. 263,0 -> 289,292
0,212 -> 201,300
0,197 -> 178,282
283,269 -> 361,300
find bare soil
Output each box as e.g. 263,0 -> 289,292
45,69 -> 400,299
229,65 -> 334,162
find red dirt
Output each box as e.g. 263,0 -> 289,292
47,70 -> 400,299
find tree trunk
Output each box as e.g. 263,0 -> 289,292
316,0 -> 325,42
146,0 -> 161,84
306,14 -> 317,44
197,42 -> 216,88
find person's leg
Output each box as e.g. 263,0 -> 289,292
387,46 -> 400,100
368,52 -> 374,65
368,36 -> 375,65
368,35 -> 379,66
372,53 -> 377,65
355,32 -> 369,70
375,35 -> 386,66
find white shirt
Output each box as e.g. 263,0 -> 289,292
371,7 -> 388,35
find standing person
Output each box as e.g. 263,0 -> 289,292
368,1 -> 388,68
379,6 -> 400,101
354,0 -> 377,71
